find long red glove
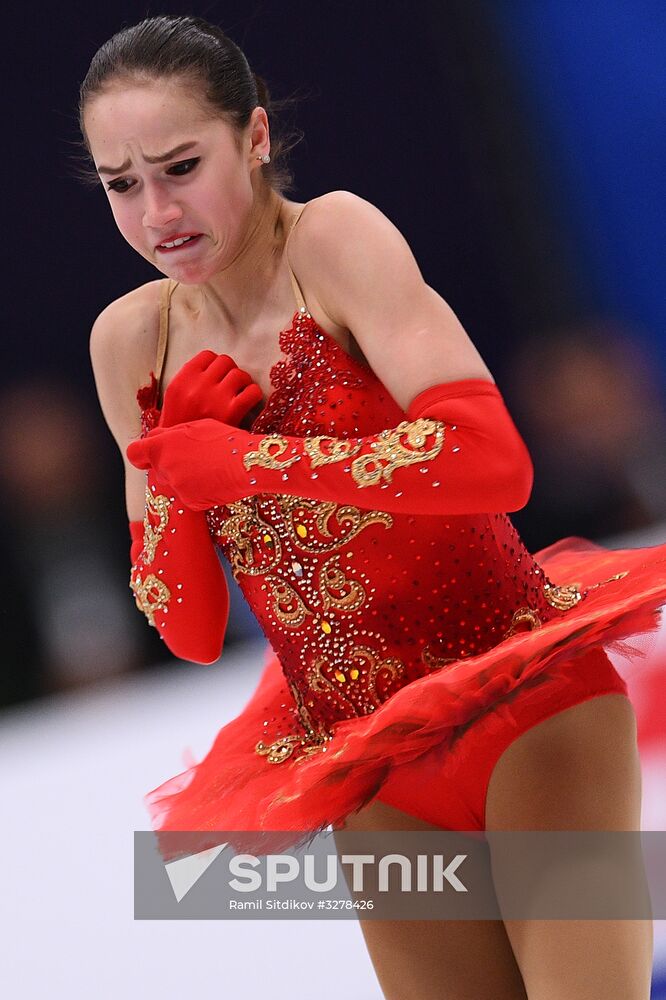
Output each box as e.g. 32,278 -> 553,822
128,353 -> 263,664
126,377 -> 533,517
130,518 -> 145,565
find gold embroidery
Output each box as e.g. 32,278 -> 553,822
214,498 -> 282,577
278,497 -> 393,552
288,681 -> 327,739
421,644 -> 457,671
213,496 -> 392,583
504,606 -> 542,638
255,731 -> 332,764
255,641 -> 406,765
256,734 -> 303,763
587,571 -> 629,591
130,573 -> 171,627
243,435 -> 299,471
302,418 -> 445,488
256,679 -> 333,764
303,437 -> 363,466
307,643 -> 405,715
143,489 -> 171,564
243,419 -> 445,487
265,576 -> 312,629
305,657 -> 357,717
360,646 -> 405,704
320,556 -> 367,613
543,582 -> 583,610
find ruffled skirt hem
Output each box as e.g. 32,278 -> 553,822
145,536 -> 666,858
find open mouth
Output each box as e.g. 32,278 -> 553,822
156,234 -> 203,253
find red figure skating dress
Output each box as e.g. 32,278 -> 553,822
132,216 -> 666,856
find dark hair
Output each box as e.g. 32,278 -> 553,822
75,14 -> 304,195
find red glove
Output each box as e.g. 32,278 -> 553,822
128,353 -> 263,664
130,518 -> 145,564
157,351 -> 262,428
126,377 -> 533,517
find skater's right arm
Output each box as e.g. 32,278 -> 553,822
89,283 -> 229,664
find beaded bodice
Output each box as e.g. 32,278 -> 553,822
137,308 -> 581,760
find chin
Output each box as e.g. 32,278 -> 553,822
169,264 -> 214,284
147,255 -> 207,284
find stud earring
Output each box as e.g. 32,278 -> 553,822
256,154 -> 271,164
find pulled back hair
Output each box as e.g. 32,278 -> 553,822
76,14 -> 304,195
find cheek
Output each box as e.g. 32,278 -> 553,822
200,163 -> 246,214
207,180 -> 252,241
197,178 -> 229,217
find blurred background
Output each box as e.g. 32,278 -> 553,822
2,0 -> 665,996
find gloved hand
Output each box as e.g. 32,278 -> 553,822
126,375 -> 534,517
129,354 -> 264,664
158,351 -> 263,428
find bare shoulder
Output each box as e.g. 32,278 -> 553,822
289,191 -> 423,291
90,279 -> 164,384
89,279 -> 164,451
290,190 -> 397,257
286,190 -> 419,325
285,191 -> 493,397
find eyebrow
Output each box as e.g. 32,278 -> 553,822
97,141 -> 200,176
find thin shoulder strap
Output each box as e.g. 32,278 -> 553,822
284,204 -> 311,315
155,278 -> 177,388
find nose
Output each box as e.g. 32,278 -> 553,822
142,184 -> 183,231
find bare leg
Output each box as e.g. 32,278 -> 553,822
333,800 -> 527,1000
485,692 -> 653,999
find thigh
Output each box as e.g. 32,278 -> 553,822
485,689 -> 641,832
334,799 -> 528,1000
376,645 -> 631,834
485,690 -> 652,999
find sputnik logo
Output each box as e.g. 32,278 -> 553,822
164,843 -> 229,902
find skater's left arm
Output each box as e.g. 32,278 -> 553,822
126,192 -> 533,516
284,190 -> 496,407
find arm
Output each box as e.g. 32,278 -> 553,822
126,375 -> 533,516
89,286 -> 230,664
126,192 -> 532,517
126,471 -> 229,664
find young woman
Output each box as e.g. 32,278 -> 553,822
82,15 -> 664,998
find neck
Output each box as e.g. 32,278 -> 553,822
195,181 -> 287,329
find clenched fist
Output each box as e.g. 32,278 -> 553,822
158,351 -> 263,429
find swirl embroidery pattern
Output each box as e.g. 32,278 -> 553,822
243,417 -> 446,488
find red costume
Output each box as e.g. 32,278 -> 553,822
127,208 -> 666,856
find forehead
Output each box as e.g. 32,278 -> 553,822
84,78 -> 228,159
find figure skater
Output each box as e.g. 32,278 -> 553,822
81,15 -> 665,999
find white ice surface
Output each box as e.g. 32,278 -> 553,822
2,627 -> 665,997
0,638 -> 382,999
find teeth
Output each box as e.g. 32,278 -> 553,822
161,235 -> 195,249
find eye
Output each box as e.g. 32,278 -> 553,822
106,177 -> 133,193
167,157 -> 200,176
106,158 -> 200,193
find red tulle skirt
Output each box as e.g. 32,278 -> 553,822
373,642 -> 628,830
145,536 -> 666,858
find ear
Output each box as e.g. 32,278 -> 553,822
249,105 -> 270,161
